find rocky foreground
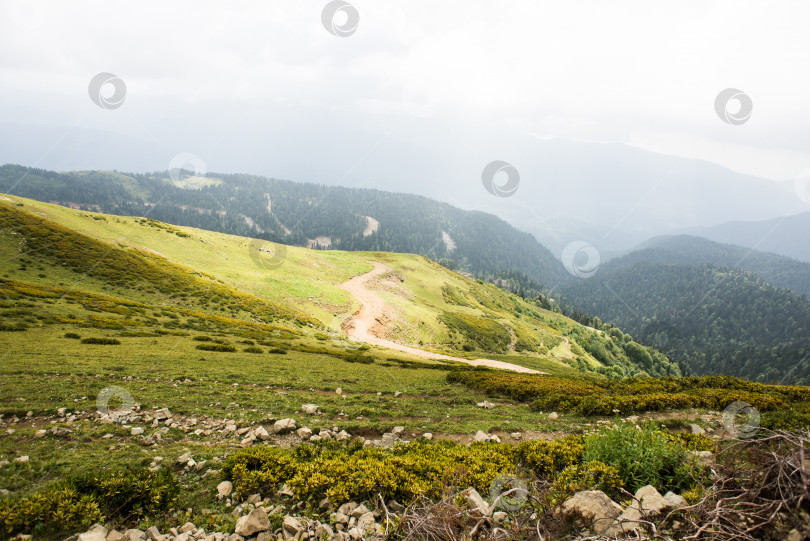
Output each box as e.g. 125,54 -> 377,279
66,483 -> 696,541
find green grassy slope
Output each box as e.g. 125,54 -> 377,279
0,194 -> 677,378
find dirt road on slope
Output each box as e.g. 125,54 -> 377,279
338,262 -> 544,374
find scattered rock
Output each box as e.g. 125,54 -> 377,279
78,524 -> 108,541
273,418 -> 297,433
632,485 -> 670,515
106,530 -> 126,541
13,456 -> 29,463
34,429 -> 46,438
235,507 -> 270,536
296,427 -> 312,440
548,412 -> 559,420
561,490 -> 622,535
282,515 -> 303,536
301,404 -> 319,414
461,487 -> 490,515
315,523 -> 334,538
476,401 -> 496,409
689,450 -> 715,468
335,388 -> 342,395
145,526 -> 162,541
690,423 -> 705,435
131,427 -> 144,436
664,491 -> 688,509
123,529 -> 145,541
422,432 -> 433,440
394,391 -> 402,397
473,430 -> 490,443
392,426 -> 405,435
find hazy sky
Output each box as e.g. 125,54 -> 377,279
2,0 -> 810,181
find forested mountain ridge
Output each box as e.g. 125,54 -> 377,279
558,261 -> 810,384
612,235 -> 810,297
0,164 -> 569,287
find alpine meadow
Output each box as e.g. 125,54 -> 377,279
2,3 -> 810,541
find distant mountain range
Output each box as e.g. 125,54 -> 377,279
2,122 -> 805,256
679,213 -> 810,263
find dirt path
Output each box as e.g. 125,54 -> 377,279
338,262 -> 543,374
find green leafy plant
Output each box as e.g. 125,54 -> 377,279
583,421 -> 694,493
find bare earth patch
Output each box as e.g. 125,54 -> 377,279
338,262 -> 544,374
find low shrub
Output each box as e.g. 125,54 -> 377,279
222,440 -> 517,506
244,347 -> 263,354
195,344 -> 237,352
0,486 -> 102,537
267,348 -> 287,354
344,354 -> 374,365
516,436 -> 584,477
450,371 -> 803,417
192,336 -> 213,341
63,332 -> 81,339
80,337 -> 121,345
69,467 -> 179,521
0,468 -> 177,538
549,461 -> 623,505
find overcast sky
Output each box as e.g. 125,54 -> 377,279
2,0 -> 810,182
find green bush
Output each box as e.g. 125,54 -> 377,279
192,335 -> 213,341
222,440 -> 517,506
344,354 -> 374,364
195,344 -> 236,352
516,436 -> 584,477
69,468 -> 179,521
64,332 -> 81,339
550,461 -> 623,505
267,348 -> 287,354
80,337 -> 121,345
0,486 -> 102,537
0,468 -> 177,537
583,421 -> 694,493
244,346 -> 263,354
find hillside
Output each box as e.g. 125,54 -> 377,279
616,235 -> 810,297
558,261 -> 810,384
0,164 -> 569,288
3,194 -> 810,540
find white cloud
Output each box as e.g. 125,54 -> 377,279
1,0 -> 810,179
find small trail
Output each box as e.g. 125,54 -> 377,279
338,262 -> 544,374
